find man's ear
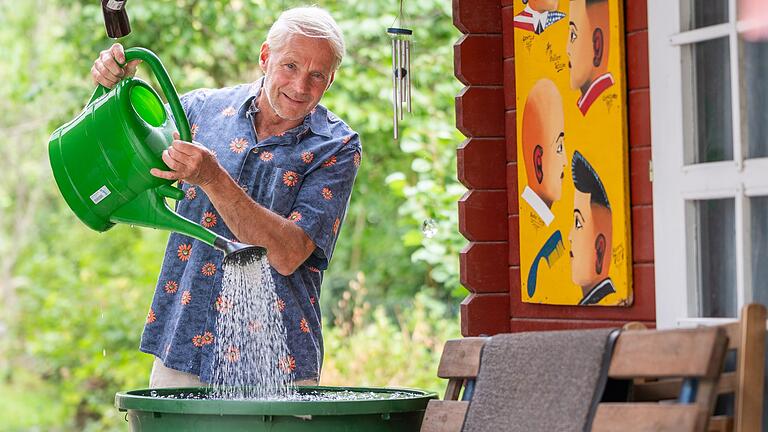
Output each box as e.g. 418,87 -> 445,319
594,233 -> 606,275
534,145 -> 544,184
259,42 -> 270,73
592,28 -> 604,67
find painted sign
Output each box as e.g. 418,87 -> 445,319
512,0 -> 632,306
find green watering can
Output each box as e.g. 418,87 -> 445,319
49,47 -> 264,264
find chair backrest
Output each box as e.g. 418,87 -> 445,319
592,326 -> 729,432
421,327 -> 729,432
630,304 -> 767,432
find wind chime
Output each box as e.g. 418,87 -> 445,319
388,0 -> 412,140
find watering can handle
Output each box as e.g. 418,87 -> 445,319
88,47 -> 192,142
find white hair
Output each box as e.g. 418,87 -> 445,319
266,7 -> 346,71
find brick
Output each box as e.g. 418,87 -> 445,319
456,86 -> 505,138
625,0 -> 648,33
459,190 -> 508,241
503,58 -> 516,110
454,34 -> 503,86
457,138 -> 507,189
453,0 -> 502,34
630,147 -> 653,205
628,89 -> 651,148
460,242 -> 510,293
509,266 -> 521,296
461,293 -> 511,336
627,30 -> 649,89
631,205 -> 655,263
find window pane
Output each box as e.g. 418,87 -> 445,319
684,37 -> 733,163
752,197 -> 768,305
742,38 -> 768,158
682,0 -> 729,31
692,198 -> 737,317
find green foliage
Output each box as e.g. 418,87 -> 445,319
0,0 -> 467,430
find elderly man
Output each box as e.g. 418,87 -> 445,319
91,7 -> 360,387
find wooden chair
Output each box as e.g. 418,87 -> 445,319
631,304 -> 767,432
421,327 -> 729,432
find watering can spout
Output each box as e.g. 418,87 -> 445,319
214,238 -> 267,267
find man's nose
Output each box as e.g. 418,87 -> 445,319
293,76 -> 311,95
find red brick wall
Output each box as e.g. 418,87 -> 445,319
455,0 -> 655,335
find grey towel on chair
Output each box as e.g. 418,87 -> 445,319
462,328 -> 618,432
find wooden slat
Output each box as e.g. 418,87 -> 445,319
722,322 -> 740,350
632,379 -> 681,401
734,303 -> 767,432
420,400 -> 469,432
437,338 -> 486,379
592,404 -> 698,432
717,372 -> 736,394
608,328 -> 726,379
707,416 -> 733,432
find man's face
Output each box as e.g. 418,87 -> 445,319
529,0 -> 559,12
539,121 -> 566,204
569,190 -> 597,287
567,0 -> 593,90
260,35 -> 336,121
569,190 -> 612,288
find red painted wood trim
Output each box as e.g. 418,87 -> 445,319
458,190 -> 508,241
456,86 -> 505,138
629,89 -> 651,149
461,293 -> 511,336
626,0 -> 648,33
453,0 -> 502,35
506,162 -> 519,214
454,34 -> 503,86
630,147 -> 653,206
457,138 -> 507,189
626,30 -> 649,90
510,318 -> 656,332
505,111 -> 517,163
508,264 -> 656,322
460,242 -> 509,293
508,214 -> 520,266
501,5 -> 515,59
631,205 -> 654,263
503,58 -> 516,110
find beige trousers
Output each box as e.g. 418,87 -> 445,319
149,357 -> 318,388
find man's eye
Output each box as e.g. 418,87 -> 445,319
575,218 -> 583,229
569,30 -> 577,43
557,143 -> 563,153
285,63 -> 296,70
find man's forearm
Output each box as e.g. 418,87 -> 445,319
200,168 -> 314,275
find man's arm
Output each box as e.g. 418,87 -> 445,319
150,132 -> 315,276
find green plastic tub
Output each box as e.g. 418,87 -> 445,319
115,386 -> 437,432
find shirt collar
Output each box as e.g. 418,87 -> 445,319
236,77 -> 332,138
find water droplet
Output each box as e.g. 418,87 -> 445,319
102,349 -> 106,357
421,218 -> 438,238
150,390 -> 158,397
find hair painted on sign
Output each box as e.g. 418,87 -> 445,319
571,150 -> 610,210
266,7 -> 346,71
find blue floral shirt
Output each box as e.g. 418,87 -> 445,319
140,78 -> 361,382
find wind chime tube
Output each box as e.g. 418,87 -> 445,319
405,39 -> 411,113
391,37 -> 398,140
397,38 -> 403,122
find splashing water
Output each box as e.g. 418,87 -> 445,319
208,252 -> 294,400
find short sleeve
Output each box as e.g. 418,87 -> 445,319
289,137 -> 361,270
164,89 -> 209,133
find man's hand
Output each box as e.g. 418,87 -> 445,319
91,43 -> 141,89
150,132 -> 225,187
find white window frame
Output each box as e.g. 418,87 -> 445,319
648,0 -> 768,329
